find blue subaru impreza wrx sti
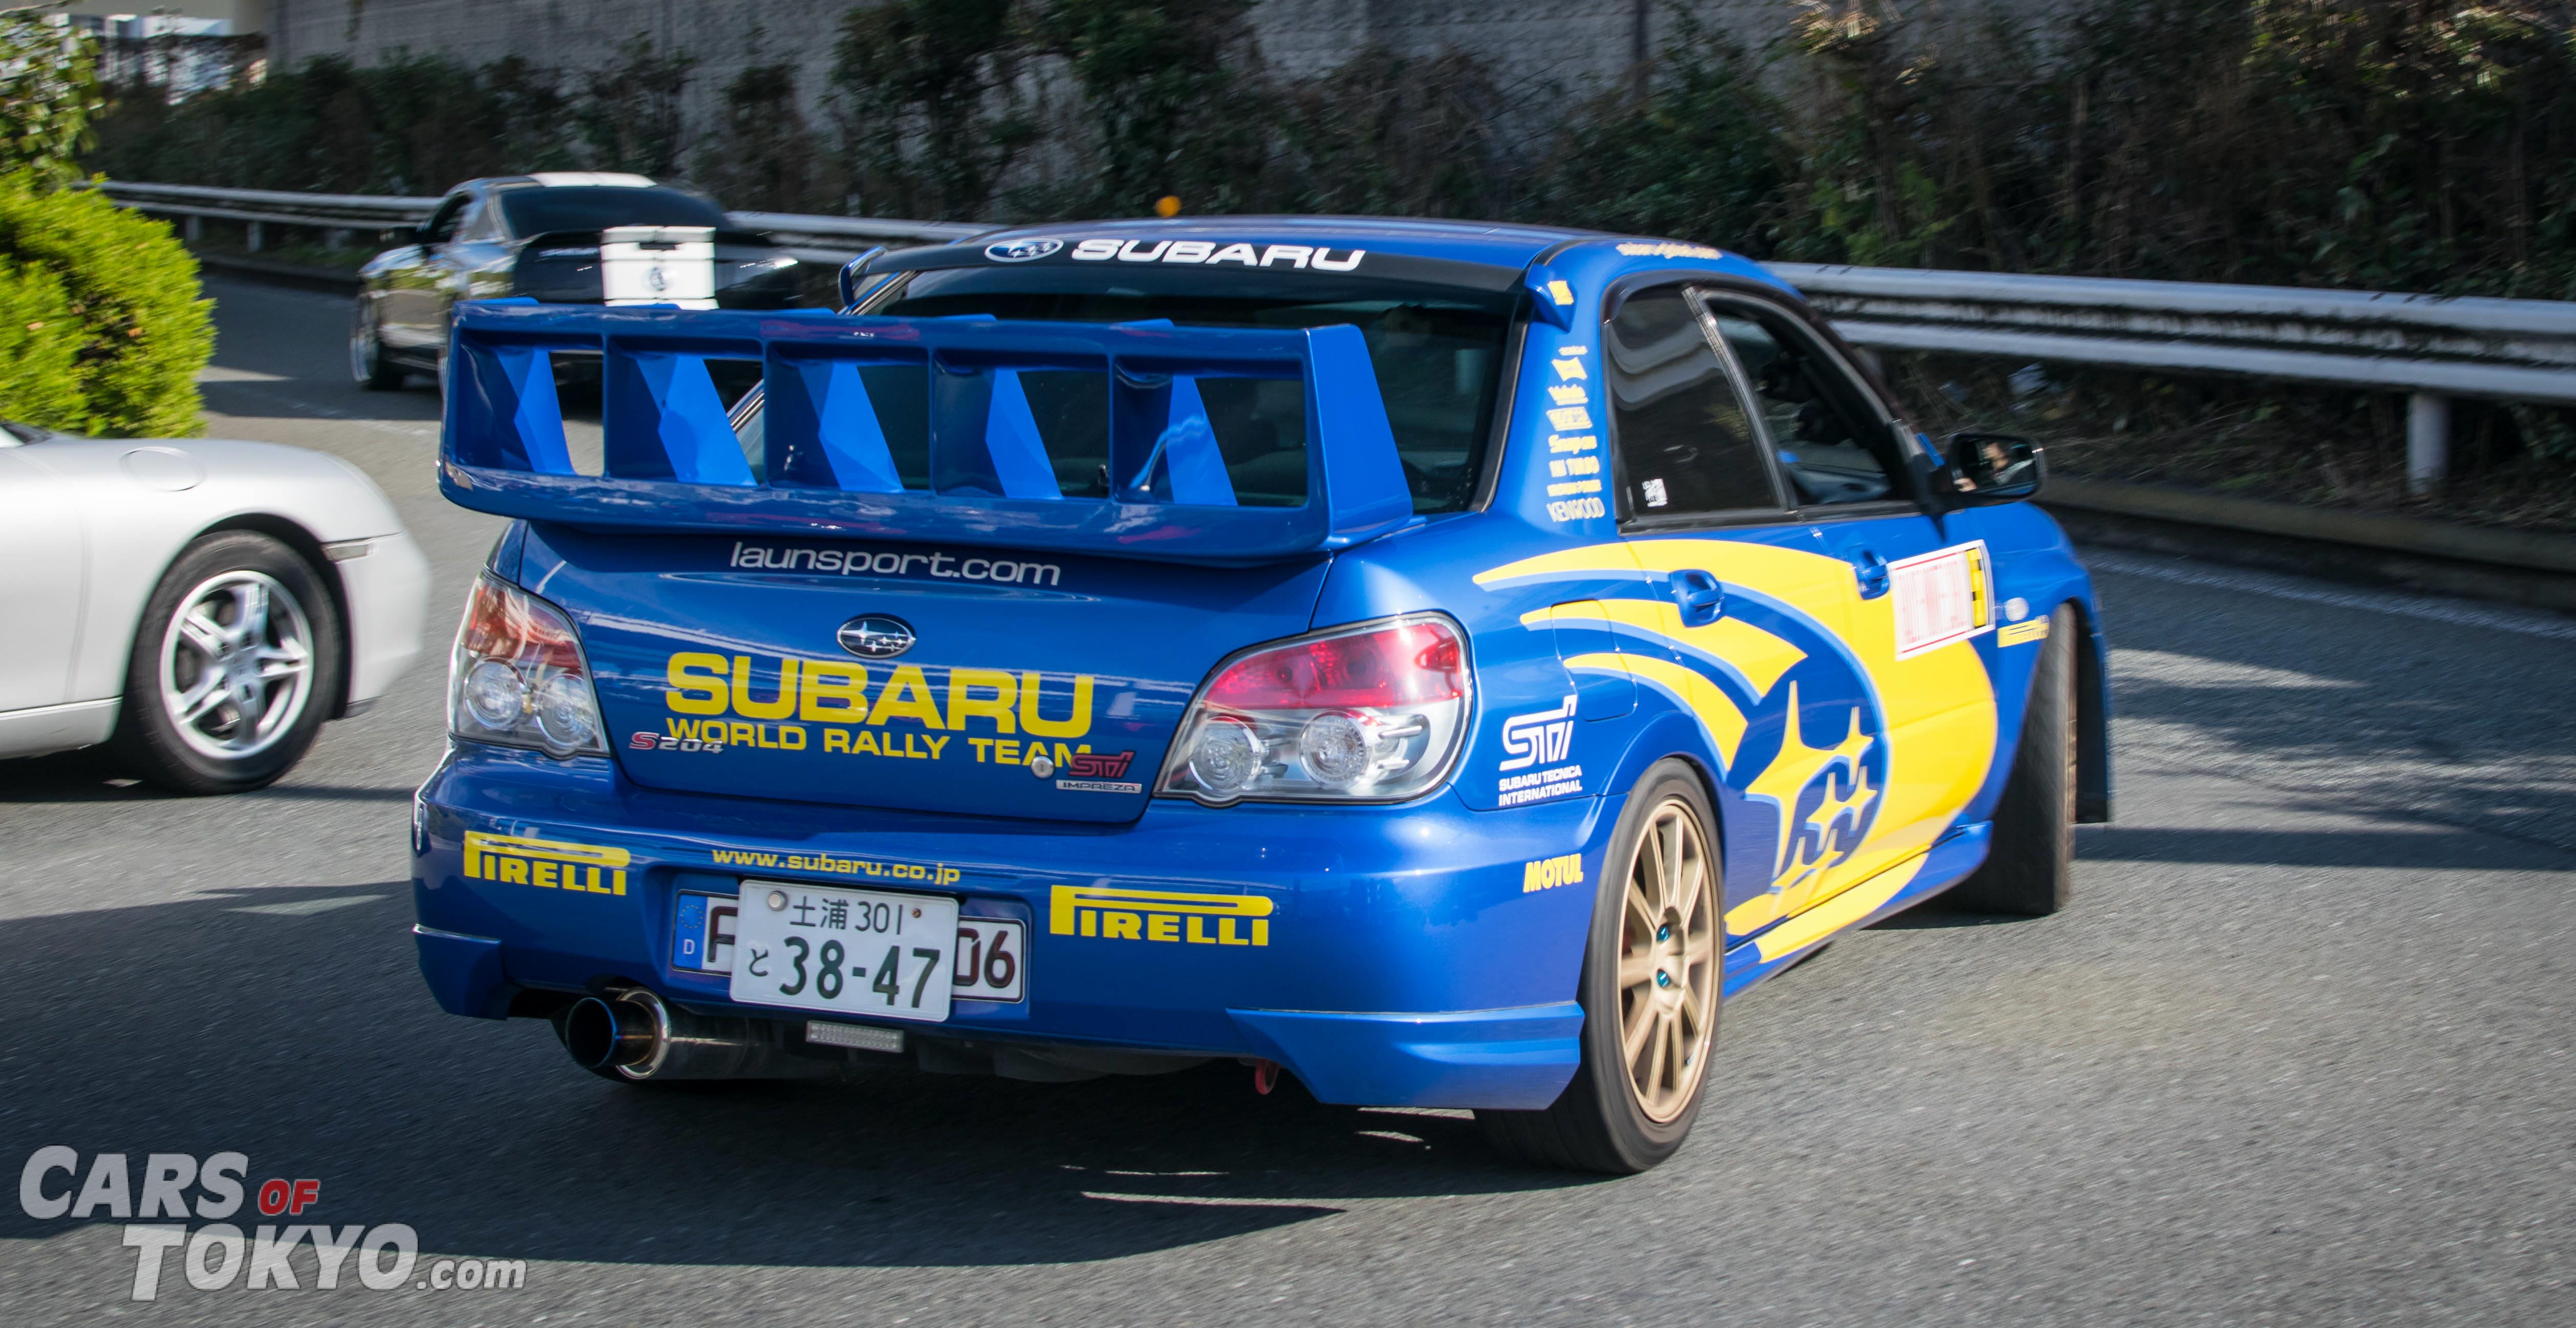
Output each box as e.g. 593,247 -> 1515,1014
411,217 -> 2109,1173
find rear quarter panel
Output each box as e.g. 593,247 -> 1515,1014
1318,241 -> 2105,956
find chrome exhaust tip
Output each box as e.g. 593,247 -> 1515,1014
565,988 -> 851,1082
563,993 -> 656,1070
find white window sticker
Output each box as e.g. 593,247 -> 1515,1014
1886,541 -> 1996,658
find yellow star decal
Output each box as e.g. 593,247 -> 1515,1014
1804,711 -> 1879,865
1743,688 -> 1879,893
1744,683 -> 1836,879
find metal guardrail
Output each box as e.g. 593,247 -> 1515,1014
91,181 -> 984,270
97,180 -> 2576,492
101,180 -> 442,220
1769,263 -> 2576,492
725,210 -> 987,265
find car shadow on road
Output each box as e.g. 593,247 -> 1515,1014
0,751 -> 155,801
2070,822 -> 2572,872
0,886 -> 1597,1271
0,751 -> 418,806
1873,817 -> 2571,934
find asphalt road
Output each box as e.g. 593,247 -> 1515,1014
3,277 -> 2572,1326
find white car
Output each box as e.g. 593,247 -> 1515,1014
0,421 -> 430,792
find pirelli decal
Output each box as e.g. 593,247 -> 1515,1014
463,831 -> 630,895
1048,884 -> 1271,947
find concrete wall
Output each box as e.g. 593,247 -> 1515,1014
268,1 -> 858,93
61,1 -> 266,27
265,0 -> 1833,114
260,0 -> 2044,176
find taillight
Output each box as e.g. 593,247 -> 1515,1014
1158,615 -> 1472,805
448,573 -> 606,758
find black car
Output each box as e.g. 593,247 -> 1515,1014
350,173 -> 802,390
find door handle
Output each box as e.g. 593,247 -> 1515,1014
1849,549 -> 1890,599
1669,569 -> 1725,627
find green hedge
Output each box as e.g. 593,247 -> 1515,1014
0,256 -> 83,428
0,175 -> 211,437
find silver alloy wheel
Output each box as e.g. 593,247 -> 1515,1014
158,570 -> 317,761
1618,797 -> 1720,1123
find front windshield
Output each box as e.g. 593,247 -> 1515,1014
735,264 -> 1515,515
496,186 -> 728,238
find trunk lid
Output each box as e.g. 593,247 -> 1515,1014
525,525 -> 1328,824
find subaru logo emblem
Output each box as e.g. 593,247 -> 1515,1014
837,614 -> 915,659
983,237 -> 1063,263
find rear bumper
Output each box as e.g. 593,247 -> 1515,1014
411,744 -> 1618,1109
1229,1004 -> 1583,1109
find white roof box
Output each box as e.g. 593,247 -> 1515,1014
526,172 -> 659,188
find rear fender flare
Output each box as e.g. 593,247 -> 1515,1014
1595,708 -> 1729,859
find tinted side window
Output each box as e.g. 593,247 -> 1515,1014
1606,289 -> 1777,519
1706,307 -> 1901,507
878,273 -> 1505,514
457,198 -> 502,242
422,195 -> 468,245
496,187 -> 731,237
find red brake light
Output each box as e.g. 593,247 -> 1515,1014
1160,614 -> 1474,804
1204,620 -> 1465,710
449,573 -> 604,757
462,577 -> 585,673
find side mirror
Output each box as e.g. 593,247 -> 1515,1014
412,224 -> 435,249
1946,432 -> 2046,504
837,245 -> 887,311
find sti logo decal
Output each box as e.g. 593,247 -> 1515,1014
1042,749 -> 1136,780
1498,695 -> 1577,772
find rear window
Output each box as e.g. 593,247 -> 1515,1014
496,186 -> 728,237
850,265 -> 1517,515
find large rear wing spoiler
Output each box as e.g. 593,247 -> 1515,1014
437,302 -> 1419,563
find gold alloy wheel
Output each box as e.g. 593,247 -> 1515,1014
1617,797 -> 1719,1123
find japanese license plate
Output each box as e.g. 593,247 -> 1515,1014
730,881 -> 960,1022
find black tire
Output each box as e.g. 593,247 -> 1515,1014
1478,760 -> 1722,1173
351,301 -> 404,390
1948,603 -> 2077,915
110,531 -> 344,795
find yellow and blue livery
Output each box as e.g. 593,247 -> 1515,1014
410,217 -> 2108,1173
